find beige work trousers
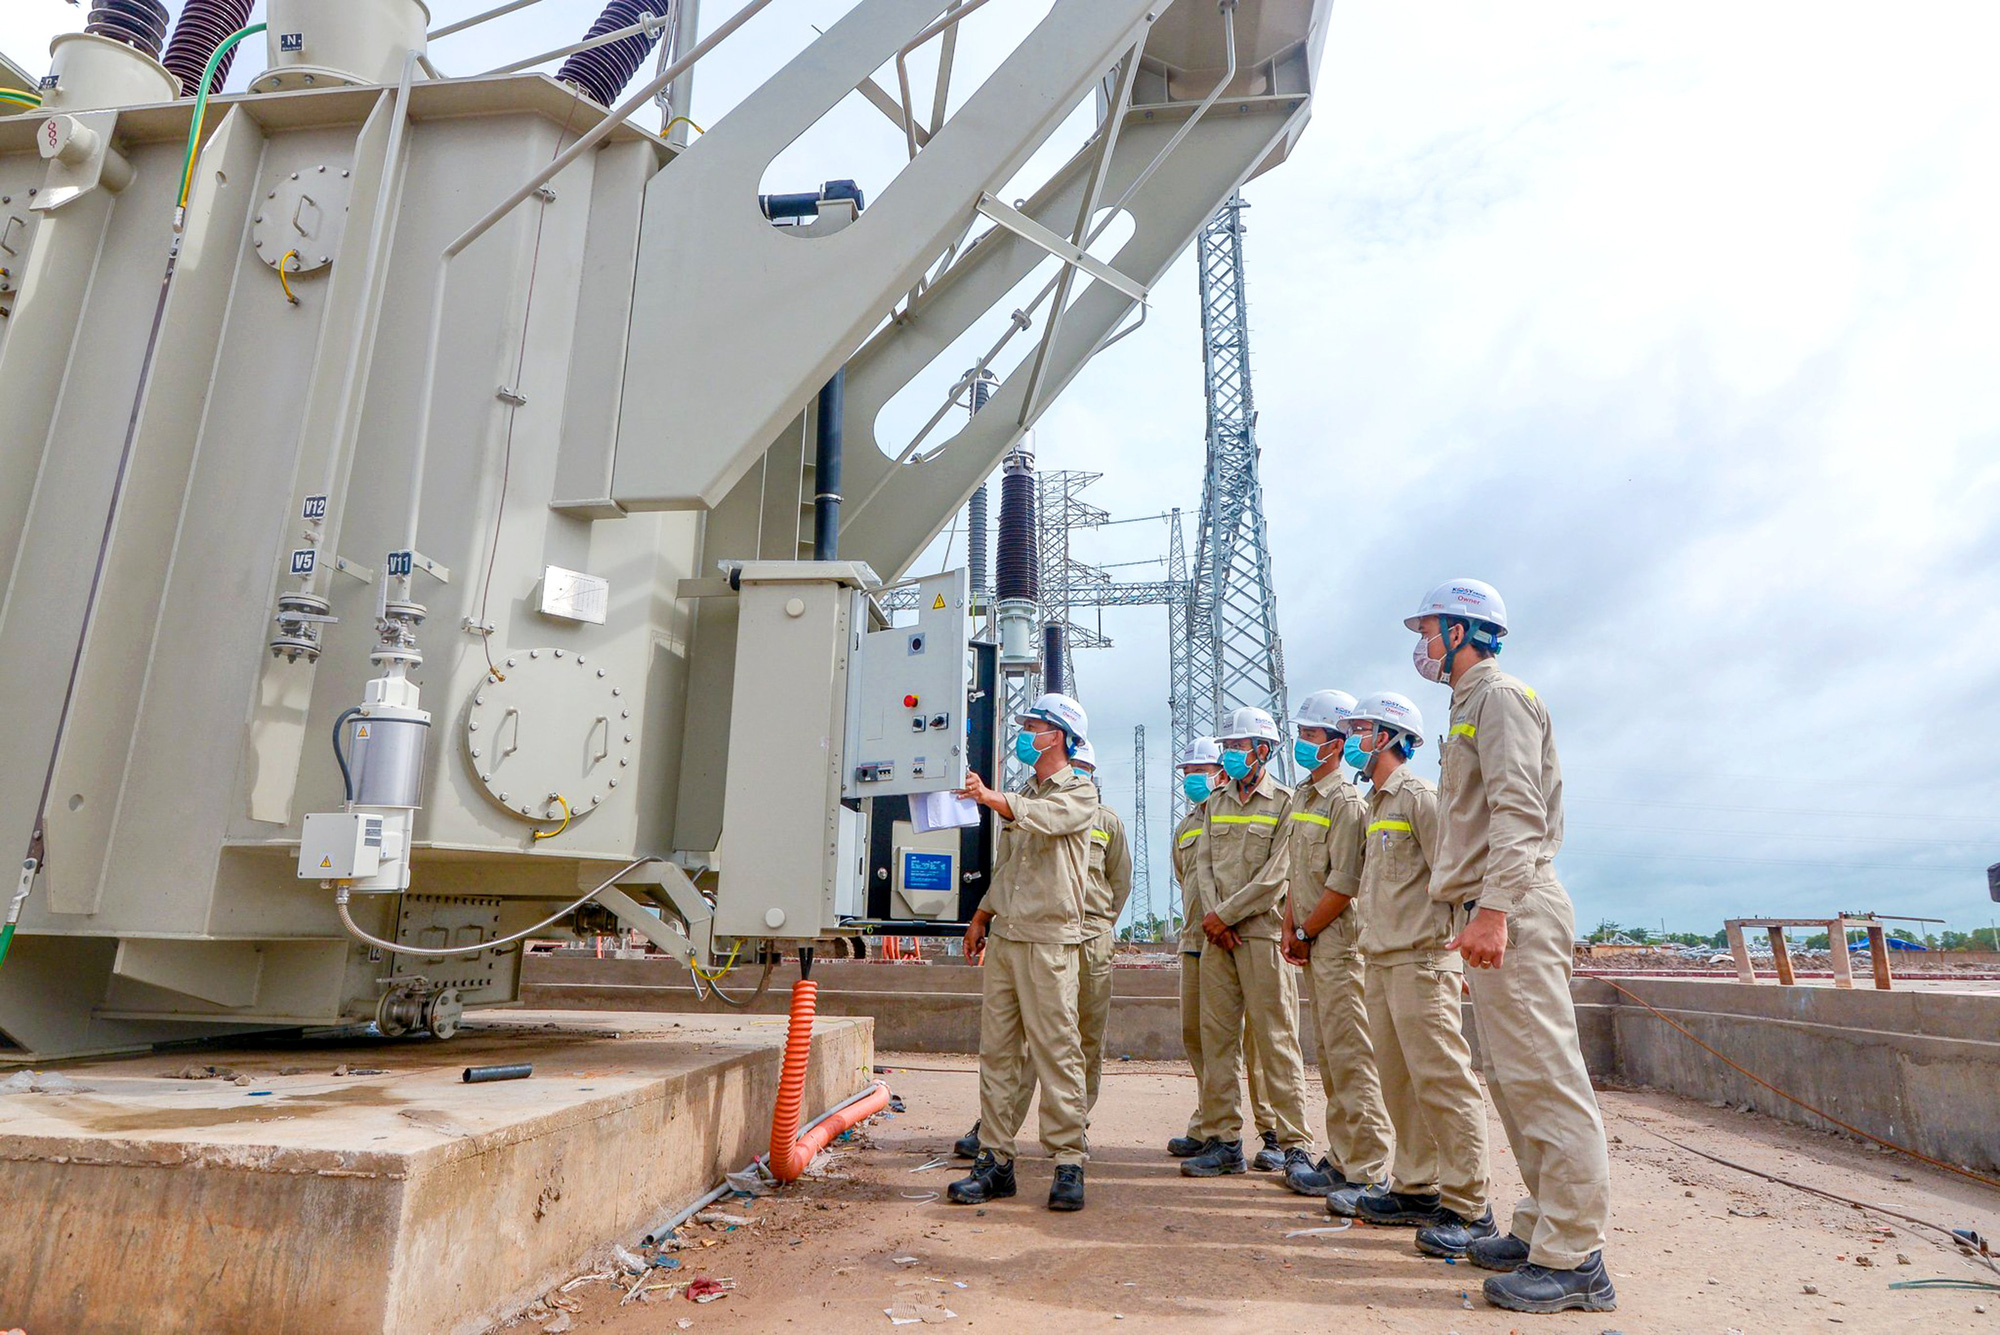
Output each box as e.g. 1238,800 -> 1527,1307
977,935 -> 1089,1166
1079,932 -> 1115,1112
1367,957 -> 1489,1220
1180,951 -> 1276,1138
1196,937 -> 1310,1147
1464,881 -> 1612,1268
1306,919 -> 1393,1183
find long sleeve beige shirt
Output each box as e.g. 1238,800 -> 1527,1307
1357,763 -> 1457,966
1083,797 -> 1133,938
1429,658 -> 1565,916
1281,769 -> 1368,918
979,765 -> 1098,944
1172,808 -> 1206,952
1196,770 -> 1293,941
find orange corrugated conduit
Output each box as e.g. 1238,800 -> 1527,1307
769,979 -> 892,1182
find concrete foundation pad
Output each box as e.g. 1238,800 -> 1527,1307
0,1009 -> 874,1334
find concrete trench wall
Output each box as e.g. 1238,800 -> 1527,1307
526,958 -> 2000,1175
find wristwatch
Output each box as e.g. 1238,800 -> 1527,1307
1292,926 -> 1310,943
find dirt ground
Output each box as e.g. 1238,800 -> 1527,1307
529,1056 -> 2000,1334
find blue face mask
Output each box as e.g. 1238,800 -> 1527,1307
1294,738 -> 1325,771
1181,772 -> 1213,804
1013,731 -> 1044,766
1220,748 -> 1253,781
1343,734 -> 1370,771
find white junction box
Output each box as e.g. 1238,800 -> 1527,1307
297,812 -> 384,880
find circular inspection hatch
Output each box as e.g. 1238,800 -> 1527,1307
463,649 -> 633,826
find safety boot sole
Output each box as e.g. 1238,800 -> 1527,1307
1481,1278 -> 1618,1314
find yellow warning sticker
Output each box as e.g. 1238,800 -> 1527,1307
932,593 -> 947,610
319,856 -> 333,868
355,724 -> 371,739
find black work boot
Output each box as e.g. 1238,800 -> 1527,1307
1355,1188 -> 1449,1227
1284,1154 -> 1337,1196
1166,1132 -> 1206,1157
946,1150 -> 1017,1205
1250,1129 -> 1285,1172
1481,1251 -> 1618,1313
1326,1180 -> 1385,1218
1467,1232 -> 1532,1272
953,1121 -> 982,1159
1047,1164 -> 1085,1211
1415,1207 -> 1498,1259
1179,1138 -> 1247,1178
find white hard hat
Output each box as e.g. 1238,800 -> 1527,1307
1291,690 -> 1358,736
1347,691 -> 1425,748
1072,738 -> 1097,769
1176,737 -> 1223,769
1018,692 -> 1088,750
1405,579 -> 1509,640
1216,705 -> 1282,745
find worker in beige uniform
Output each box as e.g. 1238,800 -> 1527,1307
1182,706 -> 1314,1179
1409,580 -> 1615,1314
1327,691 -> 1494,1262
948,693 -> 1098,1213
1277,690 -> 1394,1198
1167,738 -> 1280,1160
952,738 -> 1130,1158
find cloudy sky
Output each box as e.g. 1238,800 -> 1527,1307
8,2 -> 1997,939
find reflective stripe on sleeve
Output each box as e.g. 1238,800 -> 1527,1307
1090,829 -> 1112,844
1449,723 -> 1476,739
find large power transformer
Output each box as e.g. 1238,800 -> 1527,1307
0,0 -> 1331,1057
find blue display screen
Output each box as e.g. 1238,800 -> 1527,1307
902,851 -> 954,893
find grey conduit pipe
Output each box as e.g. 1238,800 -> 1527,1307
813,369 -> 845,561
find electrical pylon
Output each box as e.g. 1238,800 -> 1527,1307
1131,724 -> 1152,930
1185,191 -> 1290,793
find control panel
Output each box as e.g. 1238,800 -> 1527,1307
842,568 -> 971,799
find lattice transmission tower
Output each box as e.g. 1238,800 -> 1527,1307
1131,724 -> 1152,927
1179,191 -> 1290,812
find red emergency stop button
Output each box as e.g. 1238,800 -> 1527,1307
903,694 -> 920,708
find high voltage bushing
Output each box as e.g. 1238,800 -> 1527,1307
85,0 -> 171,61
162,0 -> 256,96
995,445 -> 1040,669
995,449 -> 1038,604
965,370 -> 996,598
557,0 -> 673,108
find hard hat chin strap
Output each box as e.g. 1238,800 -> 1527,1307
1438,616 -> 1501,684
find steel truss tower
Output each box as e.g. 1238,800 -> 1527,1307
1182,191 -> 1290,808
1131,724 -> 1152,928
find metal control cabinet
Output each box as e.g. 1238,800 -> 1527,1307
843,569 -> 972,801
864,640 -> 1000,930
